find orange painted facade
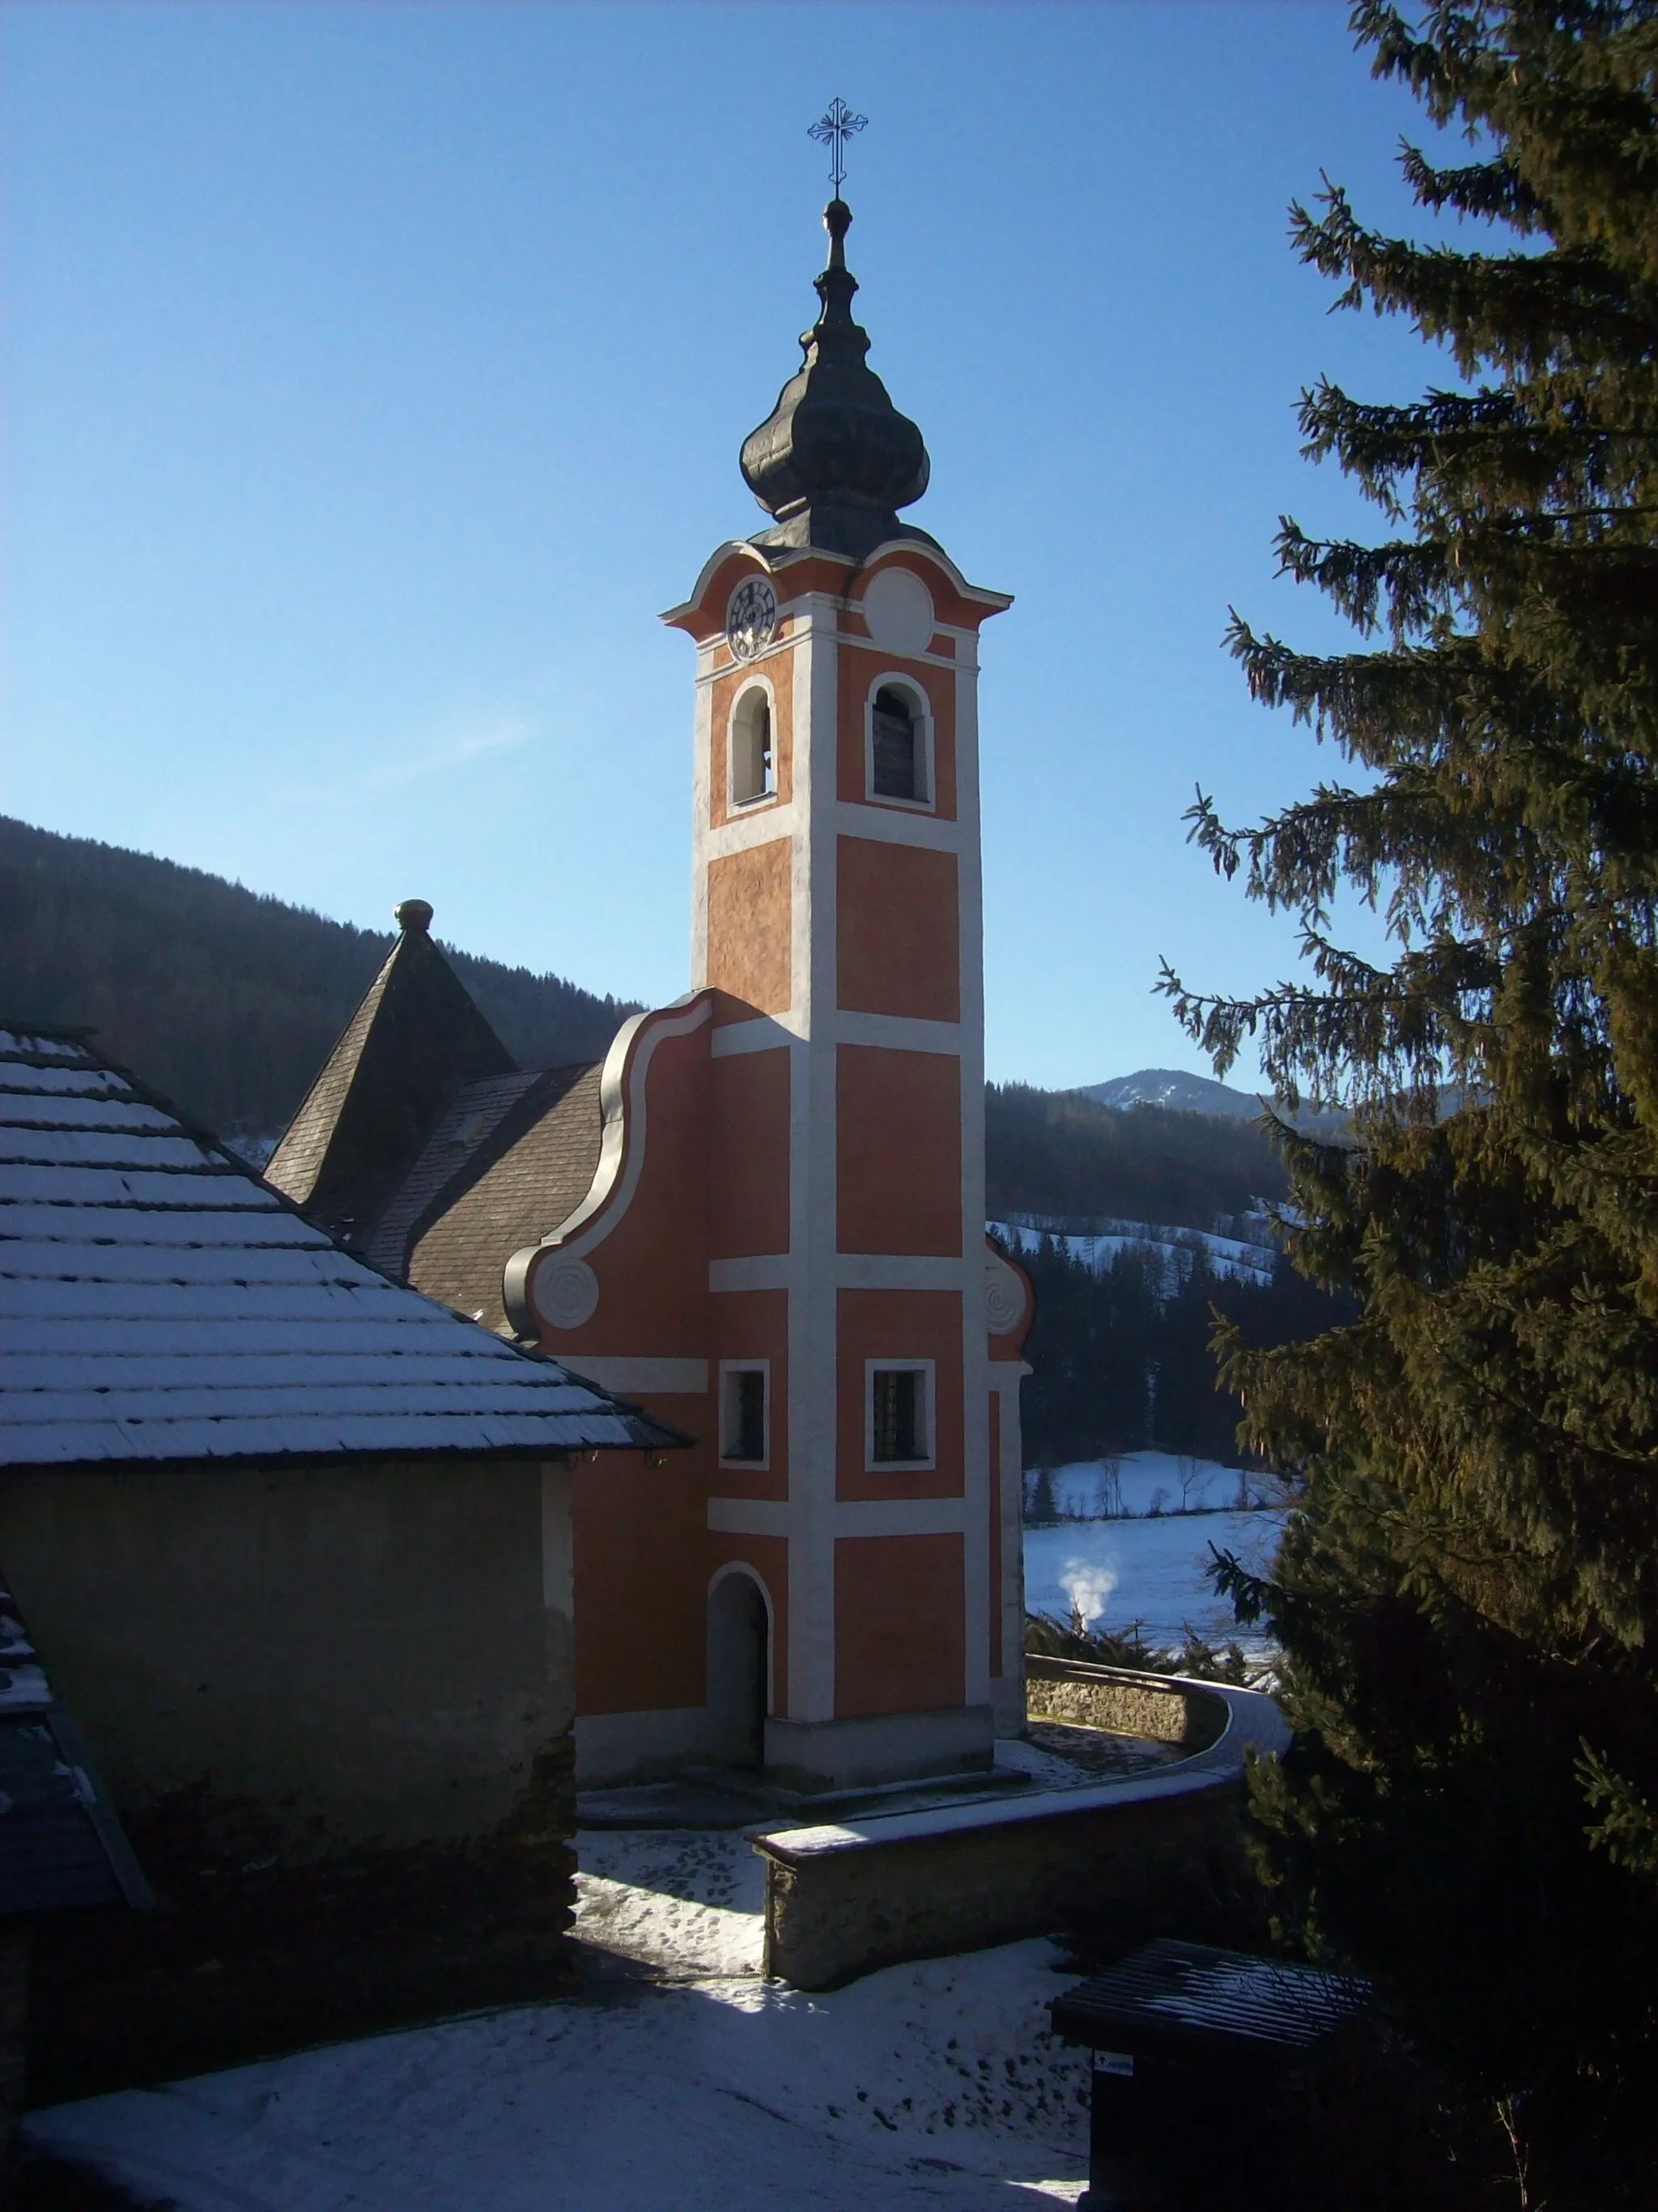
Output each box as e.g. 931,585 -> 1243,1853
500,529 -> 1032,1791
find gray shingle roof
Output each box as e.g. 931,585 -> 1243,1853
0,1570 -> 150,1916
265,910 -> 516,1246
0,1029 -> 682,1467
402,1064 -> 604,1332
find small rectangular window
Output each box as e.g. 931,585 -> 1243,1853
869,1362 -> 933,1467
721,1363 -> 768,1465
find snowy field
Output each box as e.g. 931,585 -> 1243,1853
27,1828 -> 1093,2209
1025,1454 -> 1285,1662
989,1217 -> 1275,1291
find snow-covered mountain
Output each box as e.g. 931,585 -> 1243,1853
1078,1068 -> 1266,1119
1078,1068 -> 1349,1131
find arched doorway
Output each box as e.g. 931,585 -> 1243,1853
707,1569 -> 770,1770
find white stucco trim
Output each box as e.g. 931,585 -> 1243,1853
835,1012 -> 963,1055
830,802 -> 962,852
791,595 -> 844,1725
710,1255 -> 793,1294
954,640 -> 992,1709
703,800 -> 801,859
568,1357 -> 710,1395
833,1497 -> 968,1538
708,1497 -> 791,1538
710,1013 -> 806,1057
833,1255 -> 972,1292
546,992 -> 712,1257
501,992 -> 713,1332
709,1495 -> 971,1541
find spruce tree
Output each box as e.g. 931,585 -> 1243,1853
1161,3 -> 1658,2192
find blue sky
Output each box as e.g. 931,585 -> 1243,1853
0,1 -> 1453,1089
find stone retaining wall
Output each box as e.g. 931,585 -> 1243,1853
1025,1657 -> 1229,1750
755,1671 -> 1288,1991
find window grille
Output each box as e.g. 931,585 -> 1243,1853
871,1369 -> 921,1462
723,1366 -> 767,1463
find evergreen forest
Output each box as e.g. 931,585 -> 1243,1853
1014,1233 -> 1350,1468
0,813 -> 638,1137
1158,3 -> 1658,2198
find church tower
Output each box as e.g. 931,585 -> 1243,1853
266,179 -> 1031,1790
652,194 -> 1029,1783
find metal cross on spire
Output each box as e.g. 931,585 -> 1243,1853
808,97 -> 867,197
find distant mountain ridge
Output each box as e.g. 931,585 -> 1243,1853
1080,1066 -> 1348,1131
1080,1068 -> 1269,1119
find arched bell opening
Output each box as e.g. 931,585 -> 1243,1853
706,1566 -> 772,1772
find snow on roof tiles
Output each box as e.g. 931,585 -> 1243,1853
0,1030 -> 682,1468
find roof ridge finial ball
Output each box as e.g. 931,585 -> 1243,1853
394,898 -> 434,936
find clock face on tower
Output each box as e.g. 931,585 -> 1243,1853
725,575 -> 777,662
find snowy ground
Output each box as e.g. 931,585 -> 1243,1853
1039,1449 -> 1277,1521
27,1826 -> 1092,2209
1025,1456 -> 1285,1664
20,1458 -> 1275,2206
990,1216 -> 1275,1291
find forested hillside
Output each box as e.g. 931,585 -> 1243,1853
988,1085 -> 1348,1467
0,817 -> 638,1137
987,1080 -> 1287,1233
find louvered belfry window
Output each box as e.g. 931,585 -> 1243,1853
871,687 -> 920,800
872,1369 -> 921,1462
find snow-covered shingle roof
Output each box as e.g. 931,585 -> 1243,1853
0,1569 -> 151,1914
0,1030 -> 683,1469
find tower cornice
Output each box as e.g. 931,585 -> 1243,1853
662,537 -> 1011,646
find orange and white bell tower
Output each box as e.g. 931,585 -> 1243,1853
661,195 -> 1028,1782
505,192 -> 1031,1791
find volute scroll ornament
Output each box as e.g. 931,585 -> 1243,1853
531,1253 -> 601,1331
985,1254 -> 1027,1337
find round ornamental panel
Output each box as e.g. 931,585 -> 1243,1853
985,1254 -> 1027,1337
725,575 -> 777,662
531,1254 -> 600,1331
861,566 -> 935,658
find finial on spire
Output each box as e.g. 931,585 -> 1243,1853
808,98 -> 866,197
737,117 -> 930,562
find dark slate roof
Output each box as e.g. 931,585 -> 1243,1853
403,1064 -> 604,1333
1051,1940 -> 1370,2061
363,1066 -> 579,1289
0,1028 -> 682,1466
0,1573 -> 149,1916
266,902 -> 516,1246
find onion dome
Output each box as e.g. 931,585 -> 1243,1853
740,199 -> 933,561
